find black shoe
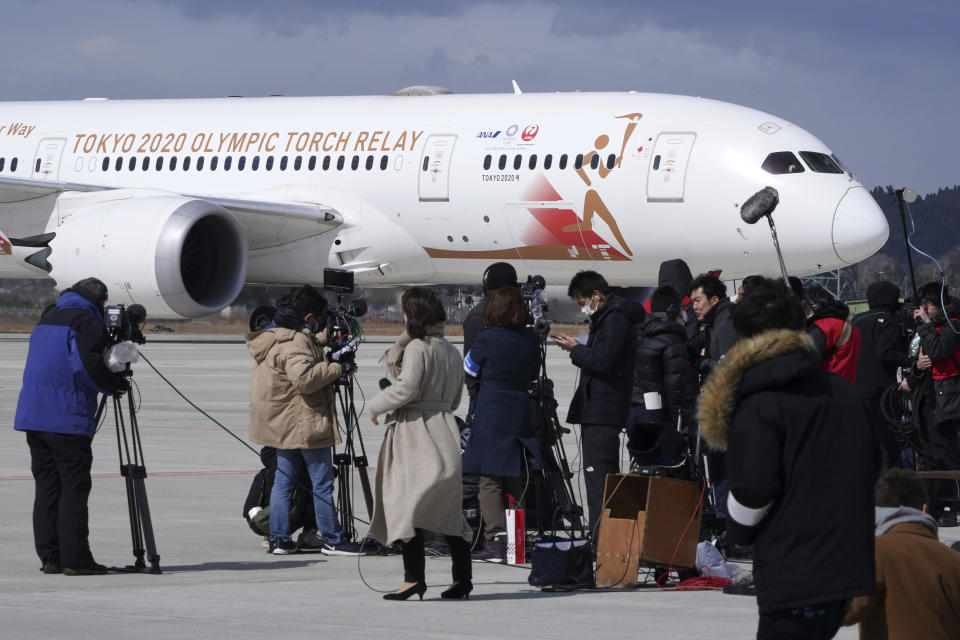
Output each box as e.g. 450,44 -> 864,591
297,529 -> 325,550
383,582 -> 427,601
39,560 -> 62,574
440,580 -> 473,600
471,540 -> 505,562
63,562 -> 108,576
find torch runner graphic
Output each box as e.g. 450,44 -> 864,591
561,112 -> 642,257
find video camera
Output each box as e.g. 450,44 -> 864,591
323,268 -> 367,375
520,275 -> 551,337
105,303 -> 147,346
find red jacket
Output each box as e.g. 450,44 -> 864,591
812,317 -> 861,384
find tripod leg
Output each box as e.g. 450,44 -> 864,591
132,477 -> 162,573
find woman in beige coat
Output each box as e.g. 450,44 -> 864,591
369,287 -> 473,601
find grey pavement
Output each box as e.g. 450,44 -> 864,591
0,334 -> 951,639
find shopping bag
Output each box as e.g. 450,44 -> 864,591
505,494 -> 525,565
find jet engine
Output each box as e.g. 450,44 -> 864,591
46,195 -> 247,318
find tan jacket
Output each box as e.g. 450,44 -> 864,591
844,523 -> 960,639
368,331 -> 472,544
245,327 -> 342,449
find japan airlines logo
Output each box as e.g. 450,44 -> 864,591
521,124 -> 539,141
0,233 -> 10,255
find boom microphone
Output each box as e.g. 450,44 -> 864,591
740,187 -> 779,225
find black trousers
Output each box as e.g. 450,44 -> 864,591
757,601 -> 845,640
400,529 -> 472,584
26,430 -> 96,568
581,424 -> 621,540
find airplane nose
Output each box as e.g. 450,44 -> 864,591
832,186 -> 889,264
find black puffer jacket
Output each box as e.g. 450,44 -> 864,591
631,312 -> 694,415
852,281 -> 913,398
698,329 -> 875,613
566,294 -> 643,427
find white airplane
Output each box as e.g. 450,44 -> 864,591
0,87 -> 888,318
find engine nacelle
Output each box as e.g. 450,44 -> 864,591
48,194 -> 247,318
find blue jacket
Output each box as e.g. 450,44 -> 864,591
14,290 -> 124,438
462,326 -> 543,477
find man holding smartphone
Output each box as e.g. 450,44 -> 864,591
552,271 -> 643,543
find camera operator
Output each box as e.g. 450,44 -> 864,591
245,285 -> 361,555
462,286 -> 543,561
903,282 -> 960,526
852,281 -> 915,469
552,270 -> 643,542
14,277 -> 128,576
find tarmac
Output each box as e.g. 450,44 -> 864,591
1,333 -> 956,639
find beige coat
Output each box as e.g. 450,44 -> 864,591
246,327 -> 342,449
368,330 -> 472,544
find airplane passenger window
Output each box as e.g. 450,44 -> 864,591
422,156 -> 429,171
365,155 -> 374,170
196,156 -> 204,171
294,156 -> 302,171
0,158 -> 5,171
170,156 -> 178,171
323,156 -> 331,170
607,154 -> 616,170
115,157 -> 123,171
513,154 -> 522,170
184,156 -> 192,171
483,154 -> 491,170
156,157 -> 164,171
280,156 -> 288,171
128,157 -> 136,171
337,155 -> 345,170
141,157 -> 150,171
351,155 -> 359,170
252,156 -> 260,171
798,151 -> 844,174
10,158 -> 17,172
308,156 -> 316,170
559,154 -> 568,170
38,158 -> 44,173
224,156 -> 232,171
101,157 -> 110,171
212,156 -> 220,171
574,154 -> 584,170
380,155 -> 388,170
238,156 -> 246,171
590,154 -> 600,170
544,154 -> 553,170
528,154 -> 537,170
498,154 -> 507,170
761,151 -> 804,175
265,157 -> 274,171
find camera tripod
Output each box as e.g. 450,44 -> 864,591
528,337 -> 584,536
95,380 -> 161,573
333,373 -> 374,542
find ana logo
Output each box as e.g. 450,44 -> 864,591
521,124 -> 539,142
505,124 -> 519,138
476,130 -> 501,139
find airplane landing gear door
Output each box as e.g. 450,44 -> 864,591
419,134 -> 457,202
646,132 -> 696,203
33,138 -> 67,181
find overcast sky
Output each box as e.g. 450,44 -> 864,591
0,0 -> 955,195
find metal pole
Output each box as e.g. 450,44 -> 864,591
767,216 -> 792,287
895,189 -> 919,301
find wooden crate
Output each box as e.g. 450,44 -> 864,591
594,474 -> 702,588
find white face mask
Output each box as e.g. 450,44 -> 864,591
581,294 -> 598,318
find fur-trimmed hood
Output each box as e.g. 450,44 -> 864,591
697,329 -> 819,450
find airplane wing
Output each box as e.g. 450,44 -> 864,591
0,175 -> 341,249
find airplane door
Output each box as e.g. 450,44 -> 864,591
33,138 -> 67,181
646,132 -> 696,203
418,134 -> 456,202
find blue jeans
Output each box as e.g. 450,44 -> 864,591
270,447 -> 344,544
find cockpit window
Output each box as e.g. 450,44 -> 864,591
831,154 -> 853,177
799,151 -> 844,174
761,152 -> 805,175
